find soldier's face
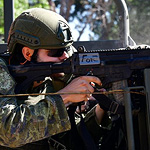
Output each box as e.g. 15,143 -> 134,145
36,49 -> 69,63
36,49 -> 69,77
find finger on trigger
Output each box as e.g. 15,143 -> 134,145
83,76 -> 102,86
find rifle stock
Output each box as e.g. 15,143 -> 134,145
8,46 -> 150,93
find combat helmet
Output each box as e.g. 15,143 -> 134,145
7,8 -> 74,54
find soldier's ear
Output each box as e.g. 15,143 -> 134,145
22,47 -> 34,61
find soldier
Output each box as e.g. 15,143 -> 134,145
0,8 -> 112,150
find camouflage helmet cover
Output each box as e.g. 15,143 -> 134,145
7,8 -> 74,54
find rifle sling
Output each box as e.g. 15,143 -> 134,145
68,105 -> 98,150
93,94 -> 125,114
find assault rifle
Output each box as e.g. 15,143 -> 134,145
8,46 -> 150,94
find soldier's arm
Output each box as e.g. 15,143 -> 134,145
77,104 -> 111,144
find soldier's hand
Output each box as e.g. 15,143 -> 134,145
59,76 -> 102,104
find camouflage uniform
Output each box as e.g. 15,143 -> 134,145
0,58 -> 71,149
0,58 -> 112,150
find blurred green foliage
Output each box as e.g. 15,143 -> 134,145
0,0 -> 49,36
0,0 -> 150,44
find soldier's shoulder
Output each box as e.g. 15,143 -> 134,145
0,57 -> 7,66
0,57 -> 15,95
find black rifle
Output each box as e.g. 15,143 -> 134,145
8,46 -> 150,94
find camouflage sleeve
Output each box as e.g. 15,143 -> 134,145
0,58 -> 70,148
